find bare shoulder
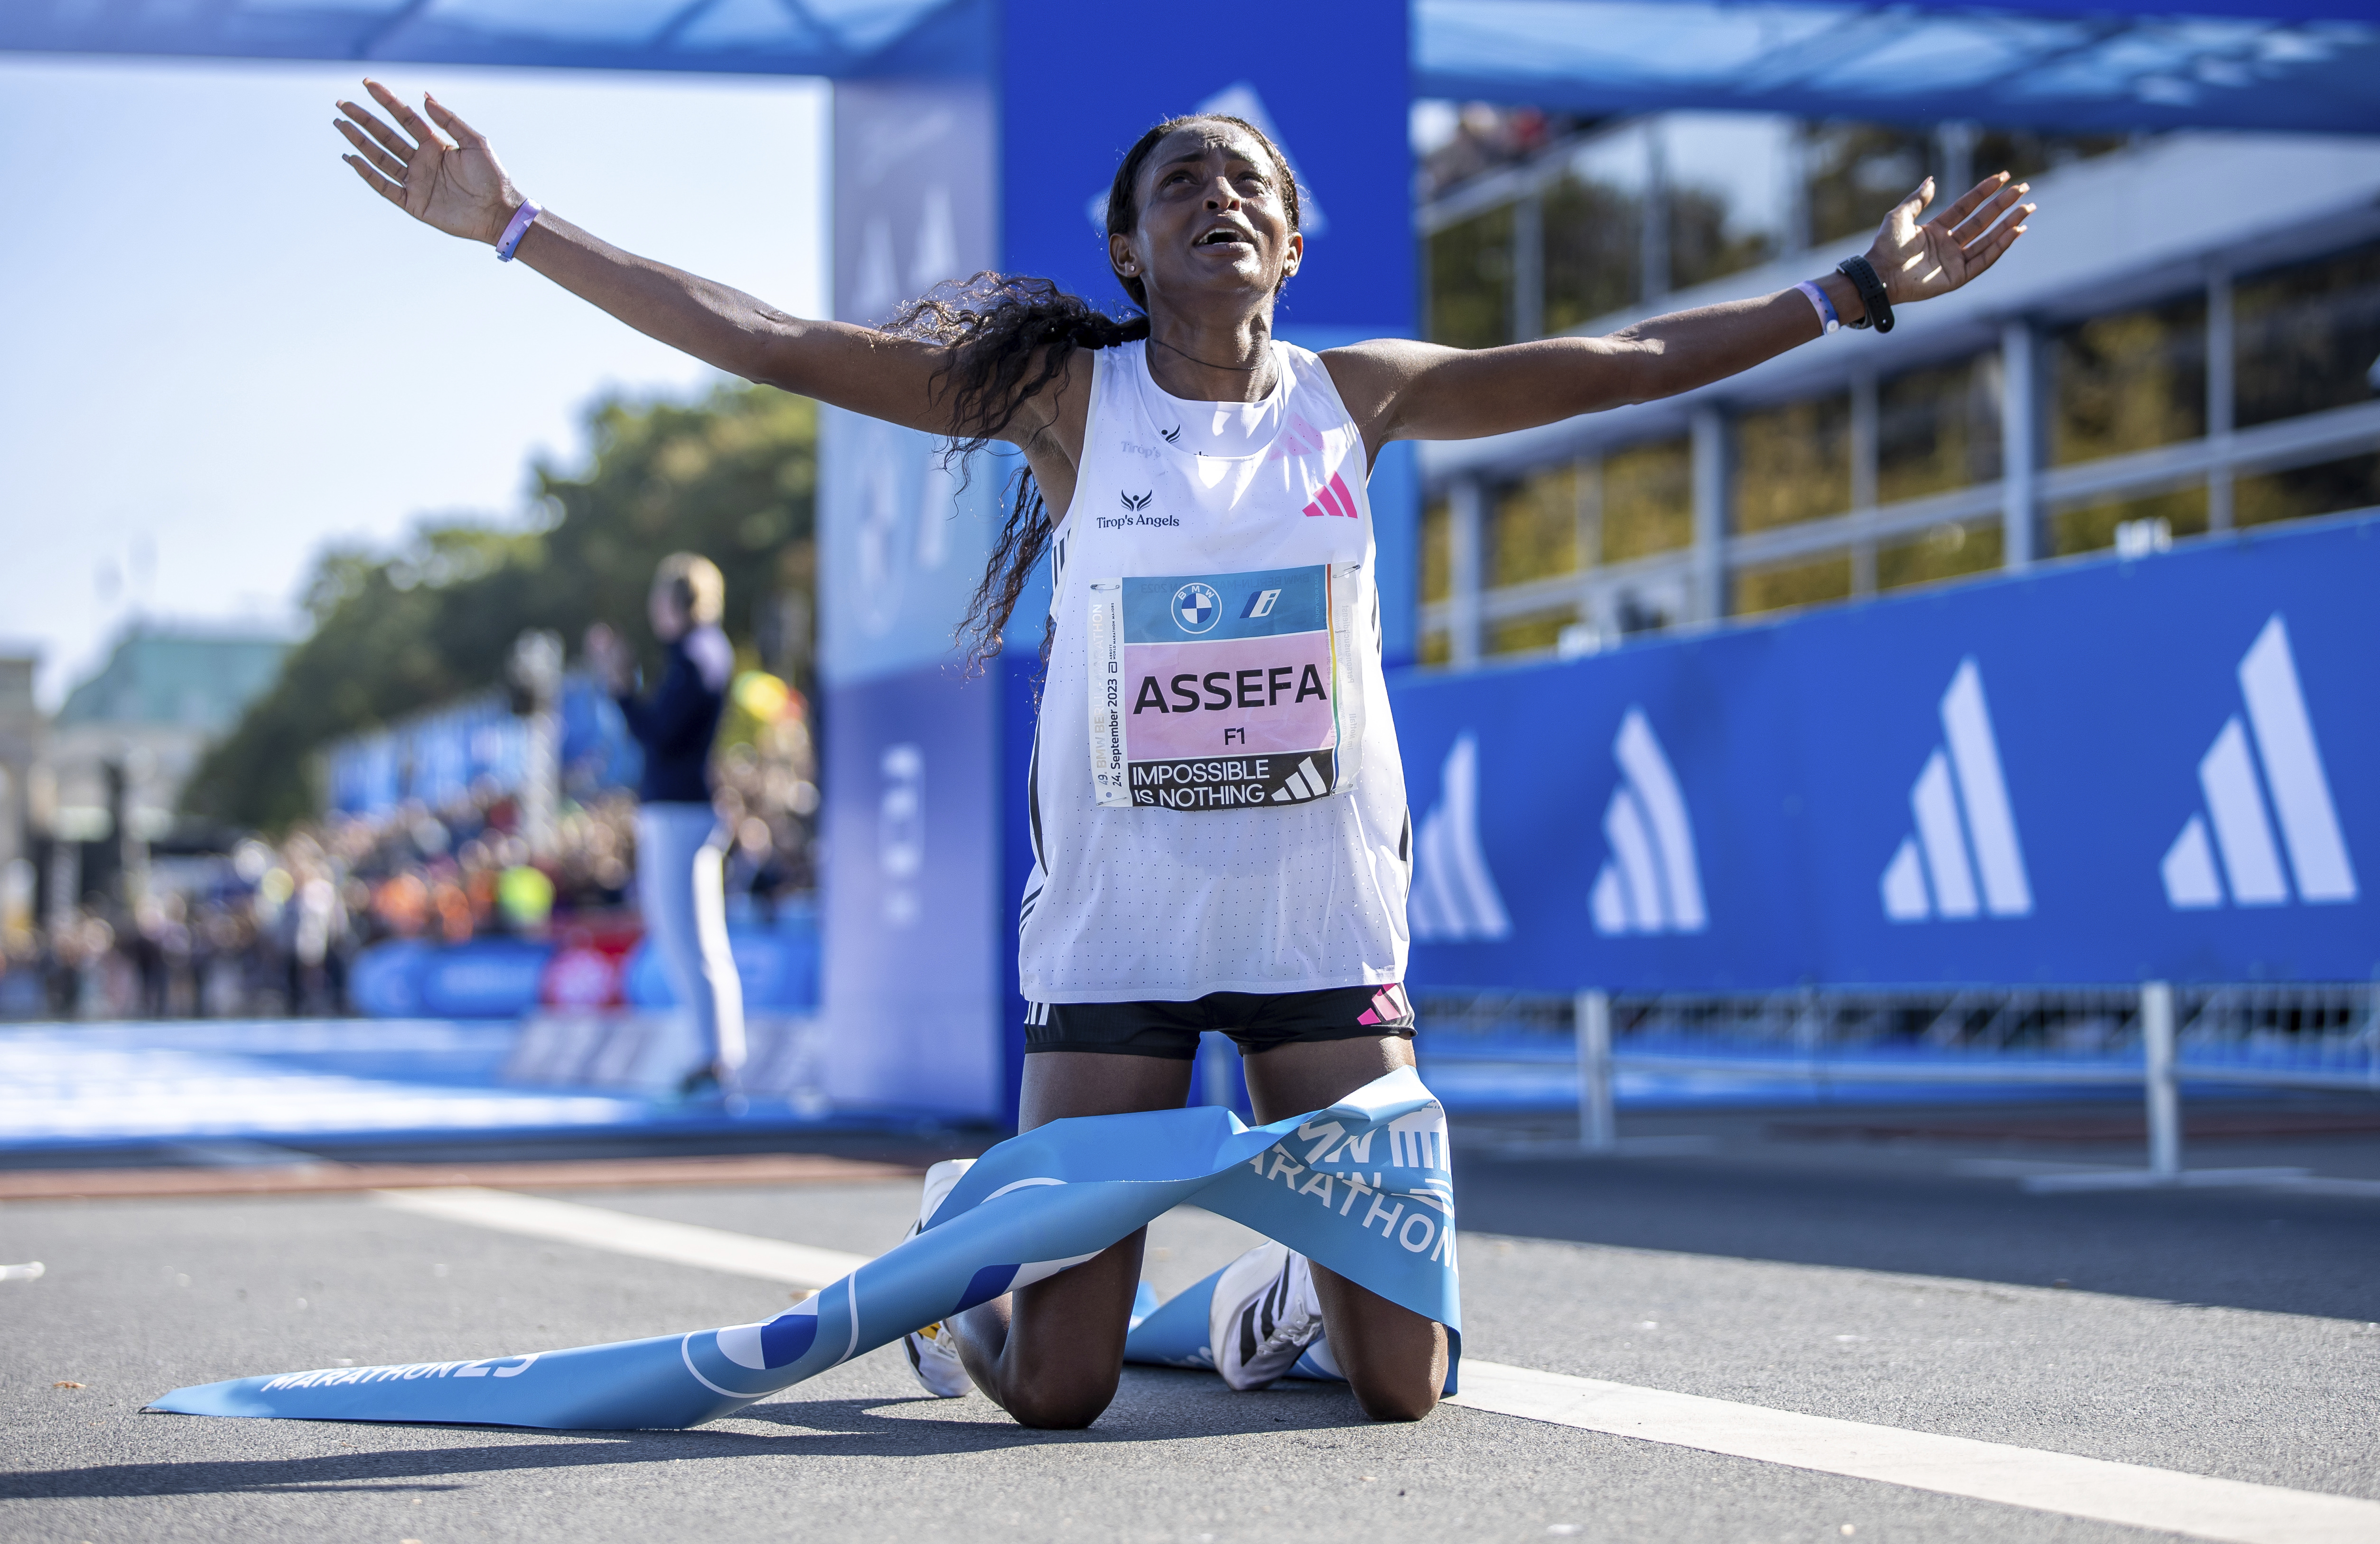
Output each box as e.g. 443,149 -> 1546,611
1320,337 -> 1462,447
1318,337 -> 1443,392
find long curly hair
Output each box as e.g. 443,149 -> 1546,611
880,113 -> 1304,670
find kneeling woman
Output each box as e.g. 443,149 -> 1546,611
334,83 -> 2031,1427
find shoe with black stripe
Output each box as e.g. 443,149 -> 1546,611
899,1159 -> 977,1398
1209,1242 -> 1325,1392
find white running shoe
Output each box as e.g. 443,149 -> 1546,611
1209,1241 -> 1326,1392
899,1158 -> 977,1399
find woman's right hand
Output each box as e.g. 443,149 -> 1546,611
335,80 -> 522,246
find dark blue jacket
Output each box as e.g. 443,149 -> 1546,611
616,628 -> 729,805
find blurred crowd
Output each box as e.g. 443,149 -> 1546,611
0,735 -> 816,1022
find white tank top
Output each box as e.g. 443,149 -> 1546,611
1017,340 -> 1410,1003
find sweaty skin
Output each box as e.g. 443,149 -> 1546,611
333,82 -> 2033,1427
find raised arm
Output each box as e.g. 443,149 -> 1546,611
333,81 -> 979,438
1327,173 -> 2033,456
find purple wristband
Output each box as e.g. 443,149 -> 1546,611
1796,279 -> 1841,335
495,199 -> 542,262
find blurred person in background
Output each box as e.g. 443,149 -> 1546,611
585,553 -> 743,1097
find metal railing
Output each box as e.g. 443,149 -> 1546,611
1416,982 -> 2380,1180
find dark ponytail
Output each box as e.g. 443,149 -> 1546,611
880,113 -> 1303,670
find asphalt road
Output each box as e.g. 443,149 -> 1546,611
3,1112 -> 2376,1544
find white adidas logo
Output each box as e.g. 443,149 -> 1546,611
1408,735 -> 1510,942
1589,709 -> 1707,937
1880,659 -> 2033,923
1083,82 -> 1329,238
2161,614 -> 2356,910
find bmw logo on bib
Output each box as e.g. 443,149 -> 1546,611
1173,582 -> 1222,634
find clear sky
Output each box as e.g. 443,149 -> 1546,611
0,55 -> 828,708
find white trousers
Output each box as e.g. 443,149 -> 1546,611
635,803 -> 745,1077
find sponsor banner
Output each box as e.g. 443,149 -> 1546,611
1090,565 -> 1353,809
1396,513 -> 2380,989
149,1069 -> 1460,1429
819,663 -> 1002,1118
1129,751 -> 1341,811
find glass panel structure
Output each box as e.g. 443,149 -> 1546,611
1877,521 -> 2004,592
2235,455 -> 2380,529
1543,175 -> 1643,332
1665,113 -> 1792,292
1428,205 -> 1514,349
1491,465 -> 1581,586
1805,124 -> 1932,246
1877,355 -> 2003,504
2051,295 -> 2208,467
2051,486 -> 2209,557
1420,496 -> 1452,604
1734,553 -> 1852,616
1490,607 -> 1581,656
1600,439 -> 1693,561
1735,394 -> 1852,531
2235,240 -> 2380,430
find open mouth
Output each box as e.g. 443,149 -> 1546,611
1195,227 -> 1253,248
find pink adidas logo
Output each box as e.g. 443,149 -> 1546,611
1357,983 -> 1413,1028
1302,471 -> 1358,520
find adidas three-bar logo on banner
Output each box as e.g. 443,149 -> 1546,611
1590,710 -> 1707,937
1302,473 -> 1358,519
2162,614 -> 2356,910
1881,659 -> 2032,923
1408,735 -> 1510,942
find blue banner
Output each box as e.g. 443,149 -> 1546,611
149,1069 -> 1459,1429
1396,514 -> 2380,990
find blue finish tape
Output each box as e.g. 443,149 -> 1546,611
149,1068 -> 1458,1429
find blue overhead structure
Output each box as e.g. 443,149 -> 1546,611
1418,1 -> 2380,133
10,0 -> 2371,1121
3,0 -> 2376,132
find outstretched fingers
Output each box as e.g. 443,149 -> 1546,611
1930,171 -> 2010,235
341,153 -> 406,206
1948,178 -> 2029,244
334,117 -> 407,181
1960,209 -> 2032,277
337,97 -> 415,163
421,93 -> 487,149
365,77 -> 449,153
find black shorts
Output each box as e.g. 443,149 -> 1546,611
1024,984 -> 1415,1061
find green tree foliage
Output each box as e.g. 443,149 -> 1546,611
186,382 -> 815,829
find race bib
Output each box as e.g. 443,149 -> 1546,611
1088,564 -> 1363,810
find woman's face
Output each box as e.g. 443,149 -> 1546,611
1111,122 -> 1301,319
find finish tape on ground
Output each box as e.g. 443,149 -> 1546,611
147,1067 -> 1459,1430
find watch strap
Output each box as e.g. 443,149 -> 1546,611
1835,255 -> 1894,335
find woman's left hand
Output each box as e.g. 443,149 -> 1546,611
1867,172 -> 2035,306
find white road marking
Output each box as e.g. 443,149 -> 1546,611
1449,1359 -> 2380,1544
373,1187 -> 870,1288
373,1188 -> 2380,1541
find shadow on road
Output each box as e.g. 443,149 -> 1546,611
9,1375 -> 1369,1497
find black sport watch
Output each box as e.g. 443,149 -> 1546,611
1836,255 -> 1895,335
